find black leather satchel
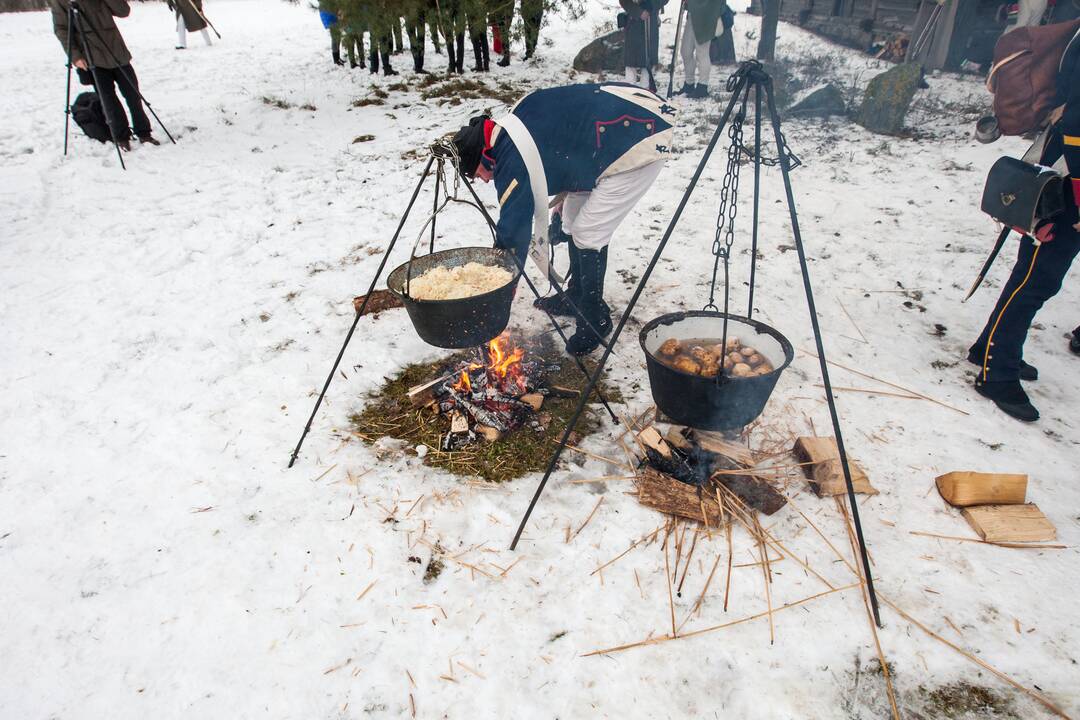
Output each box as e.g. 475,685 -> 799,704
980,156 -> 1067,233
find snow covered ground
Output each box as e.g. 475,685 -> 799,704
1,1 -> 1078,718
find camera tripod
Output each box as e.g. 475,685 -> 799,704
63,0 -> 175,170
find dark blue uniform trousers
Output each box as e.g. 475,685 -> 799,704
970,218 -> 1080,382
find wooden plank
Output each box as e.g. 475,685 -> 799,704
688,431 -> 755,466
935,472 -> 1027,507
407,374 -> 452,407
793,436 -> 877,497
962,504 -> 1056,543
715,474 -> 787,516
637,468 -> 723,526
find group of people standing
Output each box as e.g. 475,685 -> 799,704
619,0 -> 735,97
317,0 -> 546,76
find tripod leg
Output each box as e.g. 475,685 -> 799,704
64,16 -> 74,156
761,76 -> 882,627
288,156 -> 437,468
71,6 -> 176,144
510,76 -> 751,551
455,170 -> 620,423
72,9 -> 126,170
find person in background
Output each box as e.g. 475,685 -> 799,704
520,0 -> 542,59
466,0 -> 490,72
679,0 -> 725,98
490,0 -> 514,66
620,0 -> 666,88
49,0 -> 158,149
169,0 -> 212,49
339,6 -> 366,69
438,0 -> 466,74
449,83 -> 678,355
967,36 -> 1080,421
318,0 -> 344,65
404,0 -> 428,73
367,0 -> 397,75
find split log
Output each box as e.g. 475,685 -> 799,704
520,393 -> 544,411
476,425 -> 502,442
353,289 -> 404,316
408,374 -> 452,408
793,436 -> 877,497
714,474 -> 787,516
962,504 -> 1055,543
688,430 -> 756,467
450,412 -> 469,434
637,426 -> 672,459
637,468 -> 724,526
936,472 -> 1027,507
664,426 -> 692,451
546,385 -> 581,399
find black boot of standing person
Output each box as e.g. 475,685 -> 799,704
535,241 -> 582,316
468,9 -> 489,71
1070,325 -> 1080,356
565,246 -> 613,356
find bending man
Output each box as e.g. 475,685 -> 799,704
451,82 -> 678,355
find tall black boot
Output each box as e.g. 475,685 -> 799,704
535,242 -> 581,316
565,246 -> 612,356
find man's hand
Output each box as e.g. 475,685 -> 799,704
640,10 -> 649,19
74,58 -> 87,70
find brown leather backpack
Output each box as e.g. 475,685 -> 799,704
987,20 -> 1080,136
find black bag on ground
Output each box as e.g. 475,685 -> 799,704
980,157 -> 1066,233
72,92 -> 110,143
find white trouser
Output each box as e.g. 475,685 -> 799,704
1007,0 -> 1047,30
681,20 -> 711,86
561,160 -> 667,250
176,13 -> 212,47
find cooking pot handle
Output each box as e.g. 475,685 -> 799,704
403,197 -> 452,297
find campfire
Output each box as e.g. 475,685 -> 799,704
408,334 -> 562,451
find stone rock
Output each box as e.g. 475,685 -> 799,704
787,83 -> 846,118
856,62 -> 923,135
572,30 -> 624,74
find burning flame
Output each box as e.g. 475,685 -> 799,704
487,334 -> 526,394
453,369 -> 472,393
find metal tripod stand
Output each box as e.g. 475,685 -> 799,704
63,0 -> 176,169
508,61 -> 882,627
287,141 -> 621,469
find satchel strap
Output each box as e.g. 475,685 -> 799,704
986,49 -> 1030,93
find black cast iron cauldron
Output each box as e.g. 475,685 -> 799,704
639,311 -> 794,431
386,246 -> 521,349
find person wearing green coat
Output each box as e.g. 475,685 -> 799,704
465,0 -> 489,71
679,0 -> 724,98
520,0 -> 542,59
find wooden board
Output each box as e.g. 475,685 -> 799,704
962,503 -> 1056,543
687,430 -> 756,467
935,471 -> 1027,507
716,474 -> 788,516
407,374 -> 452,407
636,468 -> 724,527
793,436 -> 877,497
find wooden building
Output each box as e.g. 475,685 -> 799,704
748,0 -> 1079,70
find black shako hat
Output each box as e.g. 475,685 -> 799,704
451,115 -> 489,178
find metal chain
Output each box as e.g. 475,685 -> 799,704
704,91 -> 749,312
